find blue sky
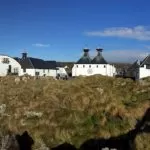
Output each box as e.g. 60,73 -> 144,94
0,0 -> 150,62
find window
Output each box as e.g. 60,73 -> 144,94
2,58 -> 9,64
23,68 -> 26,73
43,69 -> 45,73
97,65 -> 98,68
35,72 -> 39,76
89,65 -> 91,68
76,65 -> 78,68
83,65 -> 85,68
14,68 -> 18,73
104,65 -> 106,68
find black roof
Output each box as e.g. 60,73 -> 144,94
91,51 -> 107,64
45,61 -> 58,69
127,60 -> 139,71
14,56 -> 57,69
76,56 -> 92,64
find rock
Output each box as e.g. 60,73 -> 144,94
22,76 -> 28,83
96,88 -> 104,94
0,104 -> 6,115
14,77 -> 20,84
0,134 -> 19,150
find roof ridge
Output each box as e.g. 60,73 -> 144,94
140,54 -> 150,67
28,58 -> 35,69
91,53 -> 107,64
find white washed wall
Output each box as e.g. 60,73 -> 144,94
0,55 -> 21,76
48,69 -> 57,77
139,65 -> 150,79
0,63 -> 8,76
72,64 -> 116,77
20,69 -> 35,76
20,68 -> 57,77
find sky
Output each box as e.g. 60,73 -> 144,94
0,0 -> 150,62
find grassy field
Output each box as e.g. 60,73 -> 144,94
0,75 -> 149,149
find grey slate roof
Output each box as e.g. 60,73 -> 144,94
76,48 -> 108,64
76,48 -> 92,64
91,50 -> 107,64
127,60 -> 139,71
140,54 -> 150,67
45,61 -> 58,69
76,56 -> 92,64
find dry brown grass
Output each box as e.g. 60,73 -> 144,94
0,75 -> 149,149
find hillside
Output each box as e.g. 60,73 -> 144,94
0,75 -> 149,150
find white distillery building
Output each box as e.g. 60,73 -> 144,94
0,53 -> 68,77
127,54 -> 150,79
0,54 -> 22,76
72,48 -> 116,77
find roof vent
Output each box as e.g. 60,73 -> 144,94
83,48 -> 90,56
96,48 -> 103,55
22,52 -> 27,59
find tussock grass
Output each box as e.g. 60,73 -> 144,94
0,75 -> 149,149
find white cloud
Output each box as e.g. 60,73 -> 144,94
32,43 -> 50,47
103,49 -> 149,62
85,26 -> 150,41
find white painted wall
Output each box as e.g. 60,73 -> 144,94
72,64 -> 116,77
0,55 -> 21,76
20,68 -> 57,77
139,65 -> 150,79
20,69 -> 35,76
